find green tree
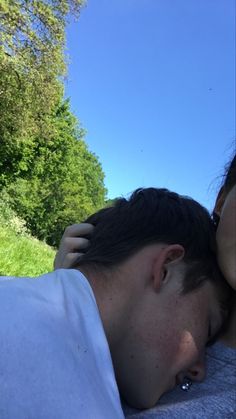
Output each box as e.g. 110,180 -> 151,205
0,0 -> 84,188
4,100 -> 107,246
0,0 -> 108,245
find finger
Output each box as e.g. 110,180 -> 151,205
54,252 -> 84,270
63,237 -> 90,252
63,252 -> 84,269
64,223 -> 95,238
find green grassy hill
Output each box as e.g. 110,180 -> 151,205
0,225 -> 55,277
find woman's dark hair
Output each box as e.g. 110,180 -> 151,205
222,154 -> 236,194
77,187 -> 226,294
213,153 -> 236,228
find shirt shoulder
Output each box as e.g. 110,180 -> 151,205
0,269 -> 124,419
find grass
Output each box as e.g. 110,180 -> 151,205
0,225 -> 56,277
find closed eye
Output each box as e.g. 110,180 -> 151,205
206,328 -> 222,347
206,304 -> 229,347
206,324 -> 215,347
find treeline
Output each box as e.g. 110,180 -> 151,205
0,0 -> 107,246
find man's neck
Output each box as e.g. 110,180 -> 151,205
77,264 -> 128,348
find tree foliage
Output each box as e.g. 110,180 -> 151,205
3,99 -> 107,247
0,0 -> 84,188
0,0 -> 83,119
0,1 -> 108,246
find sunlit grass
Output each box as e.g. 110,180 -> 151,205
0,225 -> 56,277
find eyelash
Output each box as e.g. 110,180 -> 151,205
206,324 -> 216,347
207,323 -> 221,347
208,325 -> 212,339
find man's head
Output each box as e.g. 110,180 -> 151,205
77,188 -> 230,408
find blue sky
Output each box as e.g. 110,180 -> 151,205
65,0 -> 235,211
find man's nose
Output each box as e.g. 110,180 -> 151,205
177,355 -> 206,384
184,358 -> 206,382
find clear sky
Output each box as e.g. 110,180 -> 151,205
65,0 -> 235,211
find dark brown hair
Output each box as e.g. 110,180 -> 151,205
222,154 -> 236,194
213,153 -> 236,227
77,187 -> 227,294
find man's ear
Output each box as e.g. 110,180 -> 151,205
152,244 -> 185,292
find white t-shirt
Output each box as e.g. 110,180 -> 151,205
0,269 -> 124,419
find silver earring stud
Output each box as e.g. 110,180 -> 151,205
180,378 -> 192,391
